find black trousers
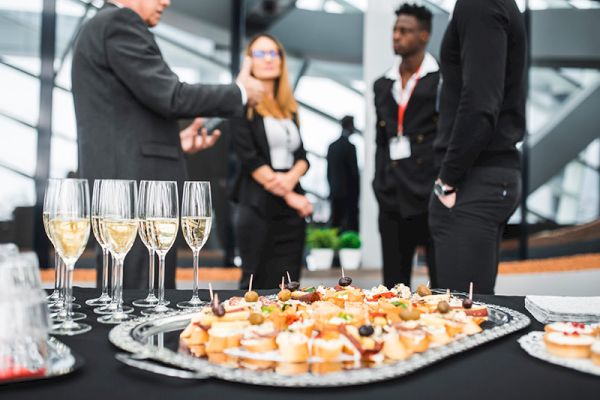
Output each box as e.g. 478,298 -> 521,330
378,210 -> 436,288
96,235 -> 177,290
330,196 -> 359,232
428,167 -> 521,294
237,196 -> 306,290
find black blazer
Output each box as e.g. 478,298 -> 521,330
72,4 -> 242,184
230,110 -> 309,216
327,133 -> 359,200
372,71 -> 440,217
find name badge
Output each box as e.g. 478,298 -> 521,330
389,136 -> 411,160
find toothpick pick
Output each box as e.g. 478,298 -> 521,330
214,292 -> 219,305
249,274 -> 253,292
426,281 -> 430,288
208,282 -> 214,301
341,265 -> 345,278
281,276 -> 284,290
286,271 -> 292,283
446,288 -> 450,298
469,282 -> 473,301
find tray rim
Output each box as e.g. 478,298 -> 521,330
109,302 -> 531,387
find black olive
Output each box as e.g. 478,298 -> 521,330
339,276 -> 352,287
463,298 -> 473,309
285,281 -> 300,292
214,304 -> 226,317
359,324 -> 374,337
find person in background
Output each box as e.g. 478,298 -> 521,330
430,0 -> 526,294
373,3 -> 439,289
72,0 -> 264,289
327,115 -> 360,233
231,34 -> 313,290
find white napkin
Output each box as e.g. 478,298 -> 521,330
525,295 -> 600,324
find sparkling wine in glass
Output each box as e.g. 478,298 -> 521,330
48,179 -> 91,336
140,181 -> 178,316
97,180 -> 139,325
86,180 -> 112,306
132,180 -> 161,308
177,181 -> 212,309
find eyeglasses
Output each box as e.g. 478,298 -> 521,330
251,49 -> 280,59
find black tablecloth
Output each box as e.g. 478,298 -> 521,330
2,288 -> 597,399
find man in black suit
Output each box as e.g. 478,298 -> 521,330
430,0 -> 525,294
327,116 -> 359,233
372,4 -> 439,288
72,0 -> 264,289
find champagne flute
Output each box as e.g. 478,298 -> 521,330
140,181 -> 178,316
86,179 -> 112,306
48,179 -> 91,335
177,181 -> 212,309
97,180 -> 139,324
44,179 -> 62,304
132,180 -> 161,308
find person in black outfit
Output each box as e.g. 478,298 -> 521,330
430,0 -> 526,294
372,4 -> 439,289
327,115 -> 360,233
231,34 -> 313,290
71,0 -> 264,289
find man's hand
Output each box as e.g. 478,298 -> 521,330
263,172 -> 296,196
284,192 -> 313,218
180,117 -> 221,154
236,56 -> 265,107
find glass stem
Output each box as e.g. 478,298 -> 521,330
65,264 -> 74,322
158,253 -> 166,305
101,247 -> 110,296
110,254 -> 118,306
53,251 -> 60,293
115,257 -> 124,314
192,249 -> 199,299
58,255 -> 65,301
148,248 -> 155,296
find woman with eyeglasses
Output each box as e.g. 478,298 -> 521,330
231,33 -> 312,290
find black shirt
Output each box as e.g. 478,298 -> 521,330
435,0 -> 527,187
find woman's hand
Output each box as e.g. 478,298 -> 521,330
264,172 -> 296,196
284,192 -> 313,218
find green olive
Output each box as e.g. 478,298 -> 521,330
399,308 -> 420,321
244,290 -> 259,303
437,301 -> 450,314
417,284 -> 432,297
249,313 -> 264,325
278,289 -> 292,302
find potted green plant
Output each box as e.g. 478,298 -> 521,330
338,231 -> 361,270
305,227 -> 339,271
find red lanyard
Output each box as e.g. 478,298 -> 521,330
397,67 -> 421,136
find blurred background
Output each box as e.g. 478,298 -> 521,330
0,0 -> 598,294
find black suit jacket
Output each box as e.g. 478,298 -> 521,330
72,4 -> 243,184
230,110 -> 308,216
327,132 -> 359,200
372,71 -> 440,217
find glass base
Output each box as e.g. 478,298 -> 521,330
86,294 -> 112,306
50,320 -> 92,336
177,298 -> 206,309
50,311 -> 86,322
94,304 -> 134,315
48,301 -> 80,312
132,294 -> 164,308
141,304 -> 173,316
47,290 -> 61,302
97,312 -> 137,325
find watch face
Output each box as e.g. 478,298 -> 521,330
433,182 -> 443,196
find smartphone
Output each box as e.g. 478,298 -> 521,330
201,118 -> 224,134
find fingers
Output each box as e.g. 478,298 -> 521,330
192,117 -> 204,130
238,56 -> 253,79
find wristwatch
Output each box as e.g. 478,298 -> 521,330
434,181 -> 456,197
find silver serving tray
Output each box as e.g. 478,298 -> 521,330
110,302 -> 530,387
0,337 -> 80,385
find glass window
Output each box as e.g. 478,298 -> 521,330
0,168 -> 35,221
0,115 -> 37,177
0,0 -> 42,75
50,135 -> 78,179
0,64 -> 40,126
52,87 -> 77,141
